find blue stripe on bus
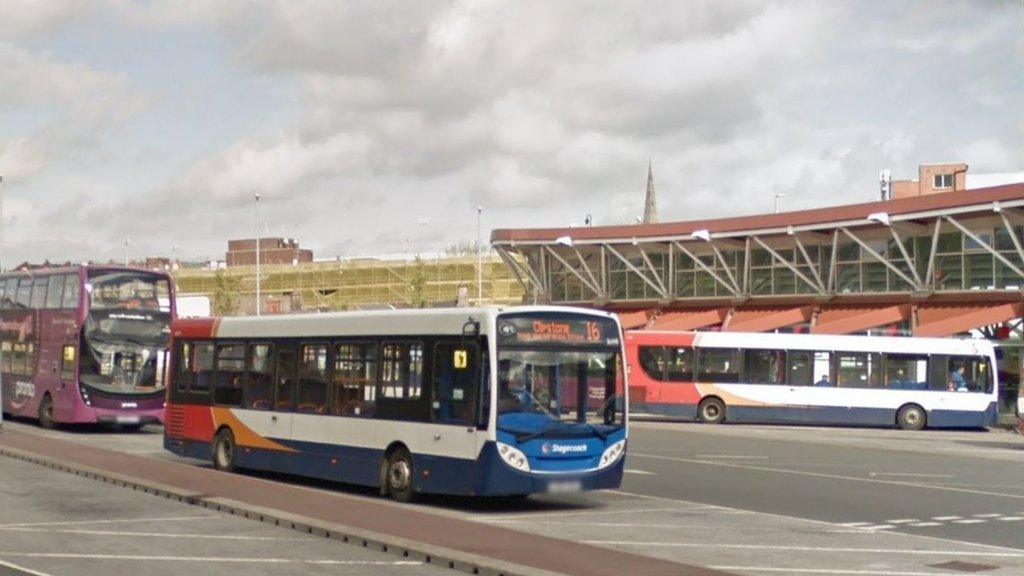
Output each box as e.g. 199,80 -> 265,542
635,402 -> 996,429
165,435 -> 626,496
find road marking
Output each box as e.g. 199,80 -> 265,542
468,507 -> 692,522
869,472 -> 955,479
2,528 -> 304,541
973,513 -> 1003,518
951,519 -> 987,524
886,519 -> 918,524
694,454 -> 769,460
862,525 -> 894,531
0,516 -> 214,529
0,558 -> 55,576
838,522 -> 874,528
481,519 -> 686,529
624,469 -> 656,475
998,517 -> 1024,522
580,541 -> 1024,558
710,567 -> 971,576
908,522 -> 942,527
606,490 -> 1024,555
932,516 -> 962,521
629,452 -> 1024,501
0,553 -> 422,565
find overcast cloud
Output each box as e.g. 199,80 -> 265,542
0,0 -> 1020,264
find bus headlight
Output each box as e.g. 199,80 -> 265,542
497,442 -> 531,472
598,439 -> 626,469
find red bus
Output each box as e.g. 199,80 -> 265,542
0,266 -> 175,429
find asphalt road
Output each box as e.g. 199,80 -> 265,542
0,445 -> 448,576
6,417 -> 1024,575
624,421 -> 1024,550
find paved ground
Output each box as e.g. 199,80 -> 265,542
5,418 -> 1024,576
0,449 -> 446,576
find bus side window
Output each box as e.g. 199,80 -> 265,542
381,342 -> 424,400
45,275 -> 64,309
745,349 -> 785,384
30,277 -> 47,308
696,348 -> 742,383
213,343 -> 245,407
331,342 -> 377,417
432,342 -> 479,425
298,344 -> 328,414
244,344 -> 274,410
175,342 -> 193,392
16,278 -> 32,308
62,275 -> 79,309
666,347 -> 694,381
2,278 -> 17,309
192,342 -> 215,393
948,355 -> 991,393
275,348 -> 297,411
638,346 -> 666,381
928,355 -> 949,391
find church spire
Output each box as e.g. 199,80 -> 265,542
642,159 -> 658,224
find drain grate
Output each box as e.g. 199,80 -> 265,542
928,560 -> 1000,573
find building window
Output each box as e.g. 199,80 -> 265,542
933,173 -> 954,189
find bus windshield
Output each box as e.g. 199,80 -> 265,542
87,271 -> 170,312
496,348 -> 624,438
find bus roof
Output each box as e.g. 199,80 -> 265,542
627,330 -> 995,357
173,305 -> 618,340
0,265 -> 171,279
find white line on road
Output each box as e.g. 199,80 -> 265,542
908,522 -> 942,528
868,472 -> 955,479
694,454 -> 769,459
838,522 -> 874,528
931,516 -> 962,521
580,541 -> 1024,558
710,567 -> 976,576
998,517 -> 1024,522
0,516 -> 214,529
2,528 -> 304,541
481,520 -> 686,529
0,558 -> 55,576
973,513 -> 1003,518
630,452 -> 1024,500
862,525 -> 894,531
0,553 -> 422,565
467,507 -> 696,522
886,519 -> 919,524
607,490 -> 1024,555
951,519 -> 987,525
624,469 -> 656,475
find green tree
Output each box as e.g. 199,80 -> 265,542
409,255 -> 428,308
211,270 -> 242,316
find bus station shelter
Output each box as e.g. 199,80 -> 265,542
491,183 -> 1024,419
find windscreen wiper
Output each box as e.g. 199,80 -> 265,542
500,423 -> 563,444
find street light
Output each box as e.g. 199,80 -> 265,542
123,238 -> 130,267
476,206 -> 484,305
255,193 -> 261,316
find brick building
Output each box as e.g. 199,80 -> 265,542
225,238 -> 313,267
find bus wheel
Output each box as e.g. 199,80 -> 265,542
38,394 -> 56,430
212,428 -> 237,472
385,448 -> 416,503
698,397 -> 726,424
897,404 -> 926,431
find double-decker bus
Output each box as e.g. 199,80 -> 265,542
0,266 -> 174,429
627,330 -> 997,430
164,307 -> 627,500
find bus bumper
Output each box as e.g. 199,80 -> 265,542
464,442 -> 626,496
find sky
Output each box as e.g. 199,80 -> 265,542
0,0 -> 1021,265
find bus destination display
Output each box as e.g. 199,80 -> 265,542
497,316 -> 620,347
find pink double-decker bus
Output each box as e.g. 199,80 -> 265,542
0,265 -> 174,429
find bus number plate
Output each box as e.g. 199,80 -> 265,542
547,480 -> 581,494
116,416 -> 140,424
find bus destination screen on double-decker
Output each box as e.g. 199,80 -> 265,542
497,315 -> 620,348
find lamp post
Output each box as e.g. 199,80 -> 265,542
123,238 -> 130,267
476,206 -> 484,305
0,174 -> 5,273
255,193 -> 261,316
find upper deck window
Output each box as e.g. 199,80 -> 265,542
87,271 -> 170,312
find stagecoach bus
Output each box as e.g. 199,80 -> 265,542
627,330 -> 997,430
163,307 -> 628,500
0,265 -> 174,429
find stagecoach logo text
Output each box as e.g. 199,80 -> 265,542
541,442 -> 587,456
14,381 -> 35,399
498,323 -> 516,337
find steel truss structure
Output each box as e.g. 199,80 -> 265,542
492,184 -> 1024,337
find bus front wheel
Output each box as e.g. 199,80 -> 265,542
38,394 -> 55,430
698,397 -> 726,424
212,428 -> 237,472
385,448 -> 417,503
897,404 -> 927,431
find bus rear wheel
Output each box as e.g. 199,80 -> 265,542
698,397 -> 726,424
212,428 -> 237,472
385,448 -> 416,503
38,394 -> 55,430
897,404 -> 927,431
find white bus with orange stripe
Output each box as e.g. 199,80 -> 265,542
627,330 -> 997,430
164,307 -> 628,500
